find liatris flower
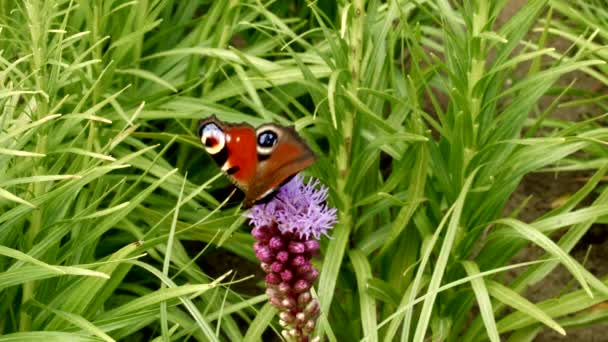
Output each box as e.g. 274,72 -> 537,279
246,175 -> 337,342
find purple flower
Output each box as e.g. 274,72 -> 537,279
247,175 -> 337,342
246,175 -> 337,240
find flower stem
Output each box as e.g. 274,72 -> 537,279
317,0 -> 366,336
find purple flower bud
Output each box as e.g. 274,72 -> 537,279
291,255 -> 307,267
278,282 -> 291,294
296,263 -> 312,275
256,247 -> 274,263
270,261 -> 284,273
303,268 -> 319,282
294,279 -> 311,293
288,241 -> 306,254
281,269 -> 294,282
251,226 -> 270,241
269,236 -> 284,250
253,241 -> 264,251
276,251 -> 289,263
266,273 -> 281,285
304,240 -> 320,254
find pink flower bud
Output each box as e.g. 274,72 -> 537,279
291,255 -> 307,267
281,269 -> 294,282
255,246 -> 274,263
304,240 -> 320,254
251,226 -> 270,241
276,251 -> 289,263
288,241 -> 305,253
296,263 -> 312,275
269,236 -> 284,250
270,261 -> 284,273
304,268 -> 319,282
253,241 -> 264,251
265,272 -> 281,285
278,282 -> 291,293
294,279 -> 310,293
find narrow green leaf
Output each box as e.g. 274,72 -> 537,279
243,303 -> 277,342
495,218 -> 592,297
0,148 -> 45,157
412,170 -> 477,342
0,187 -> 36,208
0,175 -> 81,187
0,332 -> 100,342
462,261 -> 500,342
0,114 -> 61,145
115,68 -> 177,92
350,250 -> 378,341
487,280 -> 565,335
42,306 -> 115,342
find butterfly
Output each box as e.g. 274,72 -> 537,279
198,115 -> 316,208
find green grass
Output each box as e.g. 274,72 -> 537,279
1,0 -> 607,341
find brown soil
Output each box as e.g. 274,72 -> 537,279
506,173 -> 608,341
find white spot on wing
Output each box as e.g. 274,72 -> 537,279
221,162 -> 232,172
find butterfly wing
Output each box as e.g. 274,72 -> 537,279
199,117 -> 316,208
199,116 -> 258,192
244,124 -> 316,207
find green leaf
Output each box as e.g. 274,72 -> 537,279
0,187 -> 36,208
462,261 -> 500,342
413,170 -> 478,342
0,332 -> 101,342
243,303 -> 277,342
350,250 -> 378,341
487,280 -> 565,335
495,218 -> 592,297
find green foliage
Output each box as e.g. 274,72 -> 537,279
0,0 -> 607,341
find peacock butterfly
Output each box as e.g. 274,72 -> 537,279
198,115 -> 316,208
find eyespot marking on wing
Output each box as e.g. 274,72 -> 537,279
200,122 -> 226,155
255,125 -> 281,155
